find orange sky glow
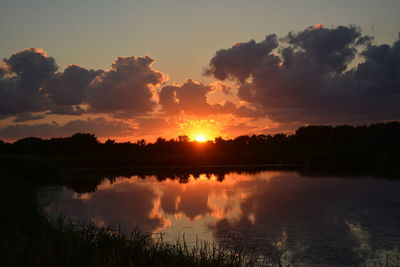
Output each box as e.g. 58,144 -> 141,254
1,21 -> 400,142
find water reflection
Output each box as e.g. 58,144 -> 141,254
39,169 -> 400,266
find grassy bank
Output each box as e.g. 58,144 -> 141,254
0,170 -> 292,267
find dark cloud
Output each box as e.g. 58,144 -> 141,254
86,56 -> 167,116
0,118 -> 135,140
0,48 -> 57,117
206,25 -> 400,124
0,49 -> 169,122
0,77 -> 51,116
42,64 -> 101,106
158,85 -> 181,114
159,79 -> 212,115
0,51 -> 96,119
159,79 -> 261,117
285,25 -> 363,73
205,34 -> 278,82
355,35 -> 400,84
13,113 -> 46,122
4,48 -> 58,91
212,101 -> 264,118
47,105 -> 85,115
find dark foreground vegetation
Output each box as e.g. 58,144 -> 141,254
1,122 -> 400,172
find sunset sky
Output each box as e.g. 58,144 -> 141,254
1,0 -> 400,142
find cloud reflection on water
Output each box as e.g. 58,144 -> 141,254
41,170 -> 400,266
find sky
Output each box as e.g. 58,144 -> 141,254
1,0 -> 400,142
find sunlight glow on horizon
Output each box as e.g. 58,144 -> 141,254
195,135 -> 206,142
180,119 -> 222,142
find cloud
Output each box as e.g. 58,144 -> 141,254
212,101 -> 264,118
42,64 -> 101,106
159,79 -> 212,115
159,79 -> 261,117
86,55 -> 168,117
0,118 -> 135,140
1,50 -> 169,122
0,48 -> 57,117
206,25 -> 400,124
4,48 -> 58,90
158,84 -> 181,114
0,62 -> 11,78
285,25 -> 364,73
13,113 -> 46,122
205,34 -> 279,82
211,81 -> 234,95
1,26 -> 399,139
0,49 -> 94,119
0,50 -> 98,119
222,122 -> 260,137
47,105 -> 86,115
0,77 -> 51,116
135,117 -> 178,135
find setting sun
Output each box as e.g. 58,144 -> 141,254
179,119 -> 222,143
195,135 -> 206,142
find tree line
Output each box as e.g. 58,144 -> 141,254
0,121 -> 400,174
1,121 -> 400,154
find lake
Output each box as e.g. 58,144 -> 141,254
37,167 -> 400,266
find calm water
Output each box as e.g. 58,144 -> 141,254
37,168 -> 400,266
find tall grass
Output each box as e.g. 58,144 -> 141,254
1,211 -> 290,267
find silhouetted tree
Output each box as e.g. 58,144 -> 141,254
105,139 -> 116,145
14,137 -> 44,153
178,135 -> 189,143
136,139 -> 146,146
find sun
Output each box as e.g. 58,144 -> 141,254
180,119 -> 221,143
195,135 -> 206,142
